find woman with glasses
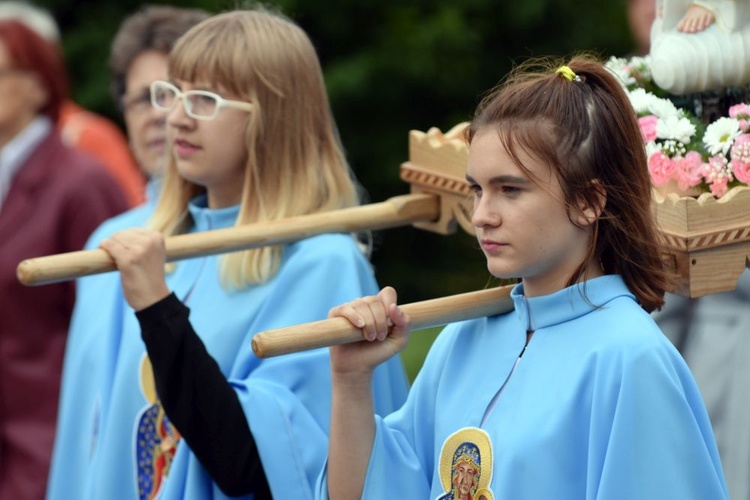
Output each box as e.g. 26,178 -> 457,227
47,6 -> 210,500
0,20 -> 127,500
51,7 -> 409,500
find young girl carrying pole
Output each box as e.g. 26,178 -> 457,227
50,7 -> 408,500
324,55 -> 728,499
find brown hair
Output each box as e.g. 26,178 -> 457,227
468,54 -> 673,312
108,5 -> 211,104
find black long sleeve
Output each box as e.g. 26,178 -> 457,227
136,293 -> 272,498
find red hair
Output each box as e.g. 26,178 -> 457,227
0,20 -> 68,121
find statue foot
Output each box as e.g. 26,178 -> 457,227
676,4 -> 716,33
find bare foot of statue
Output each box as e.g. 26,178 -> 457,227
676,4 -> 716,33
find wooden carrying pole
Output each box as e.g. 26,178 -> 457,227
16,193 -> 440,287
17,123 -> 474,287
19,121 -> 743,294
251,285 -> 514,358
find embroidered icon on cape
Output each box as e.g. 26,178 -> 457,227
135,354 -> 181,500
436,427 -> 494,500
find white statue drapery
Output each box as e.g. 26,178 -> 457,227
651,0 -> 750,93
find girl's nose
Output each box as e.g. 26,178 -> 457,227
471,196 -> 500,228
166,98 -> 193,128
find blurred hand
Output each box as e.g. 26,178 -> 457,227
328,286 -> 411,379
99,228 -> 171,311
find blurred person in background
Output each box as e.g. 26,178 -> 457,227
655,270 -> 750,500
0,1 -> 146,207
628,0 -> 657,55
109,4 -> 212,198
0,19 -> 127,499
47,5 -> 211,498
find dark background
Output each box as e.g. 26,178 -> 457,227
35,0 -> 637,378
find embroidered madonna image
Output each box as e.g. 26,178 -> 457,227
437,427 -> 494,500
135,354 -> 181,500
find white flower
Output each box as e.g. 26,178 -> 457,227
656,115 -> 696,144
605,56 -> 635,88
645,140 -> 662,157
647,96 -> 681,120
604,55 -> 627,71
660,139 -> 687,157
628,89 -> 682,119
628,56 -> 652,80
628,88 -> 656,114
703,117 -> 742,155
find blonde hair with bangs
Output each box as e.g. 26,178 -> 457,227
149,6 -> 360,288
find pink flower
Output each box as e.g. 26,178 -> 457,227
709,178 -> 730,197
731,134 -> 750,163
728,103 -> 750,120
648,151 -> 676,186
731,159 -> 750,183
638,115 -> 658,142
703,155 -> 734,197
675,151 -> 704,190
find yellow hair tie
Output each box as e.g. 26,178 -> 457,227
555,65 -> 580,82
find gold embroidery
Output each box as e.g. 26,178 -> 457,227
437,427 -> 494,500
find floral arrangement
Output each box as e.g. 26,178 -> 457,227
606,56 -> 750,198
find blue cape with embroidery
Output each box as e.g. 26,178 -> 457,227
317,275 -> 728,499
48,194 -> 409,499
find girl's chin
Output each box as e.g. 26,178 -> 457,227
486,260 -> 520,279
488,269 -> 520,281
174,167 -> 209,187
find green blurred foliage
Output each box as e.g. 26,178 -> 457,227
34,0 -> 636,380
401,326 -> 442,382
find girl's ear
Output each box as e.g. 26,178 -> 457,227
574,180 -> 607,226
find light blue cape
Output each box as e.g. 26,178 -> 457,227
48,194 -> 408,499
317,276 -> 728,499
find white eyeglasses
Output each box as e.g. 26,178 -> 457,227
150,80 -> 253,120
